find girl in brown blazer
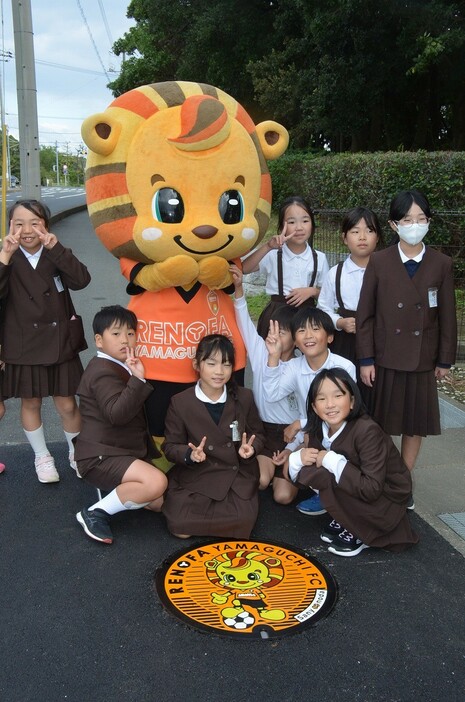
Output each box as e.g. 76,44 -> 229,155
286,368 -> 418,557
162,334 -> 265,539
356,189 -> 457,488
0,200 -> 91,483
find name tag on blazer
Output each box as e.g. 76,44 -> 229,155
54,275 -> 64,292
428,287 -> 438,308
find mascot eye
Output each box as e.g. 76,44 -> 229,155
152,188 -> 185,223
218,190 -> 244,224
247,572 -> 259,581
225,574 -> 236,583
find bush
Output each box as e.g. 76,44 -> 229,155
269,150 -> 465,213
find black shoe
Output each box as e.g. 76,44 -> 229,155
76,508 -> 113,544
407,495 -> 415,511
327,529 -> 369,557
320,519 -> 344,544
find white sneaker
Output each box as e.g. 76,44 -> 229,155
35,454 -> 60,483
69,452 -> 82,478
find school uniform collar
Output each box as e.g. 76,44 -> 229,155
282,242 -> 312,261
346,255 -> 366,273
301,349 -> 332,374
20,245 -> 43,268
195,381 -> 227,404
397,242 -> 425,263
322,420 -> 347,445
96,351 -> 131,375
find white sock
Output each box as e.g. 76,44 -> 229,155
89,489 -> 126,516
24,425 -> 49,458
64,430 -> 79,454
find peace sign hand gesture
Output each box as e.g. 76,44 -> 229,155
238,433 -> 256,459
188,436 -> 207,463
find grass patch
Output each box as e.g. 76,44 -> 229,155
245,291 -> 269,321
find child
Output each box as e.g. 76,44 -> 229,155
0,199 -> 90,483
162,334 -> 265,539
318,206 -> 383,409
230,263 -> 299,504
75,305 -> 168,545
356,189 -> 457,493
318,206 -> 383,362
264,307 -> 356,516
242,196 -> 329,338
285,368 -> 419,557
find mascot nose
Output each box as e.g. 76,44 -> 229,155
192,225 -> 218,239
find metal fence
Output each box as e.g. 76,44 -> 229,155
312,210 -> 465,361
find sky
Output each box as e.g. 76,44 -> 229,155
1,0 -> 135,153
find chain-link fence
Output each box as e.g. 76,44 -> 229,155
312,210 -> 465,361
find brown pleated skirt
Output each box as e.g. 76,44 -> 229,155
2,357 -> 84,399
162,484 -> 259,539
373,367 -> 440,437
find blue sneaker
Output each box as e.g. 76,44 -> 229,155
296,494 -> 327,516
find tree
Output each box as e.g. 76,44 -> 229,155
109,0 -> 465,151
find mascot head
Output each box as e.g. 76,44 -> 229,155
81,81 -> 289,266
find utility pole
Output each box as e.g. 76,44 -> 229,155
12,0 -> 41,199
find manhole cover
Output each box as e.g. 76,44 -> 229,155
155,539 -> 337,639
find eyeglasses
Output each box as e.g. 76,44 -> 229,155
397,215 -> 429,227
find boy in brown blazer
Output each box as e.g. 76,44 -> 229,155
75,306 -> 167,544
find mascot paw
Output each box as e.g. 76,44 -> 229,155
157,256 -> 200,287
134,256 -> 199,291
198,257 -> 232,289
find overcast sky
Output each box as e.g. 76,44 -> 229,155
2,0 -> 134,152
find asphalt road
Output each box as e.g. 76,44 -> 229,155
1,210 -> 465,702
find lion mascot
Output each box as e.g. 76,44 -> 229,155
81,81 -> 289,469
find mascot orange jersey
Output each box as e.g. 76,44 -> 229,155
81,81 -> 288,454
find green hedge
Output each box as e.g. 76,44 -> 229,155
269,150 -> 465,212
268,150 -> 465,257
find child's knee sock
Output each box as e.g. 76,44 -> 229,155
89,489 -> 150,515
24,425 -> 49,457
64,430 -> 79,454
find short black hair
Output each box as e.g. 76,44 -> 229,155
291,307 -> 335,339
92,305 -> 138,336
277,196 -> 316,243
389,189 -> 432,221
305,368 -> 363,434
342,206 -> 384,248
270,304 -> 297,332
194,333 -> 235,366
8,199 -> 51,229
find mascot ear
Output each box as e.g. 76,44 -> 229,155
255,120 -> 289,160
81,112 -> 122,157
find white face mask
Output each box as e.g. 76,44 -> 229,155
397,222 -> 429,246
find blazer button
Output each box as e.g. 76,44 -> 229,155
44,292 -> 50,296
51,321 -> 57,327
226,442 -> 232,448
232,465 -> 238,471
414,330 -> 420,336
416,303 -> 422,310
33,323 -> 38,328
208,445 -> 214,452
395,328 -> 401,334
397,302 -> 404,308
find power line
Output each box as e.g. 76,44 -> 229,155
97,0 -> 114,49
75,0 -> 111,81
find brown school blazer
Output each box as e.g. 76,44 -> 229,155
296,415 -> 417,550
75,357 -> 153,461
356,245 -> 457,371
163,386 -> 265,502
0,242 -> 90,365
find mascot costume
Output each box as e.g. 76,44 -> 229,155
81,81 -> 289,469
